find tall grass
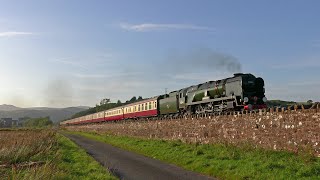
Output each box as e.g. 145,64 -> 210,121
0,129 -> 116,179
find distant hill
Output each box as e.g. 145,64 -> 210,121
0,104 -> 22,111
267,100 -> 296,107
0,105 -> 90,123
267,100 -> 313,107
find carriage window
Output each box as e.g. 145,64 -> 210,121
142,104 -> 144,111
145,103 -> 148,110
155,102 -> 157,108
149,102 -> 151,109
138,105 -> 140,111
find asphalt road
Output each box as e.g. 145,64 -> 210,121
63,133 -> 215,180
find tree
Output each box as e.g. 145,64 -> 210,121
23,117 -> 53,128
307,100 -> 313,104
100,98 -> 110,105
129,96 -> 137,102
138,96 -> 143,101
117,100 -> 122,105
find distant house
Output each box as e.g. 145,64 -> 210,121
0,118 -> 13,128
12,119 -> 19,127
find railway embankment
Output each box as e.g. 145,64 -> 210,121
66,107 -> 320,157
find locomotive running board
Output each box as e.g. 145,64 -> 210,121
187,96 -> 236,106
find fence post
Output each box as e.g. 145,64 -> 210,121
301,104 -> 305,110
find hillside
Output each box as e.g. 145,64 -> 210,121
0,105 -> 90,123
266,100 -> 313,107
0,104 -> 22,111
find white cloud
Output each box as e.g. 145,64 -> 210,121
72,73 -> 109,79
0,31 -> 33,37
119,23 -> 214,32
49,57 -> 88,69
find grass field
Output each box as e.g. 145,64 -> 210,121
67,131 -> 320,180
0,129 -> 116,179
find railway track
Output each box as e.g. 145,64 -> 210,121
67,102 -> 319,126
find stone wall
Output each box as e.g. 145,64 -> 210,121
66,108 -> 320,156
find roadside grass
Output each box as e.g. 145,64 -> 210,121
55,134 -> 117,179
0,129 -> 117,179
67,131 -> 320,180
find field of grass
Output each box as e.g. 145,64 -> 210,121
67,131 -> 320,180
0,129 -> 116,179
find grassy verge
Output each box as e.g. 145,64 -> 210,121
0,129 -> 117,179
54,134 -> 117,179
67,131 -> 320,180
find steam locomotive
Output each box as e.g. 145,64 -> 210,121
61,73 -> 267,125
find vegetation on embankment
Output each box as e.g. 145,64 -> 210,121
23,117 -> 53,127
0,129 -> 117,179
67,131 -> 320,180
267,99 -> 314,107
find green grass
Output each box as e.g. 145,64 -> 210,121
54,134 -> 117,179
66,131 -> 320,180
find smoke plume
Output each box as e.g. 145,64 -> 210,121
165,48 -> 242,74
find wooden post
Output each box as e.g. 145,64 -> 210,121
294,105 -> 298,111
301,104 -> 305,110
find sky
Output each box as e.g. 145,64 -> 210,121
0,0 -> 319,107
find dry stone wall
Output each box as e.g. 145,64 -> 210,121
66,108 -> 320,156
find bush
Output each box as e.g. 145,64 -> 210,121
23,117 -> 53,128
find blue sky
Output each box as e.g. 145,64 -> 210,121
0,0 -> 319,107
